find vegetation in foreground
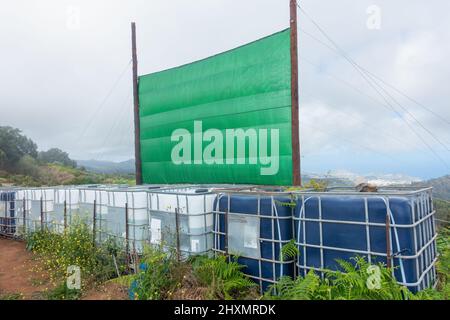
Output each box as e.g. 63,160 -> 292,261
9,182 -> 445,301
25,222 -> 128,299
118,228 -> 450,301
114,246 -> 258,300
20,222 -> 449,300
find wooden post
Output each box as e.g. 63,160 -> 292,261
3,200 -> 7,235
93,200 -> 97,246
40,196 -> 44,231
224,209 -> 229,257
386,214 -> 392,269
64,200 -> 67,230
23,197 -> 26,234
290,0 -> 301,186
175,208 -> 181,262
131,22 -> 143,185
125,202 -> 130,270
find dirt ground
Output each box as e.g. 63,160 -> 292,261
82,282 -> 128,300
0,238 -> 127,300
0,238 -> 48,299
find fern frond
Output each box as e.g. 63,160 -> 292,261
275,200 -> 297,208
280,239 -> 299,262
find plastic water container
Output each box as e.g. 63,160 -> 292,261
105,188 -> 149,253
78,187 -> 98,225
293,188 -> 437,292
0,191 -> 16,236
148,186 -> 216,257
214,193 -> 295,292
24,188 -> 55,232
53,187 -> 80,232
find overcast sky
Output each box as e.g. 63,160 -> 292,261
0,0 -> 449,179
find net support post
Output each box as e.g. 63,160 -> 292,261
131,22 -> 143,185
290,0 -> 301,186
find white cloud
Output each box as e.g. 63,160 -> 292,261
0,0 -> 449,177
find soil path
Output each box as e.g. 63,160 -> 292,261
0,238 -> 127,300
0,238 -> 48,299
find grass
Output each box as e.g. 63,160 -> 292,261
45,282 -> 82,300
0,293 -> 23,300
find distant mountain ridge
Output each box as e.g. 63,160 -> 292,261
311,171 -> 450,200
76,159 -> 135,174
411,175 -> 450,200
303,170 -> 422,187
304,170 -> 450,199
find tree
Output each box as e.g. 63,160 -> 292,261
17,155 -> 41,178
0,126 -> 38,170
38,148 -> 77,168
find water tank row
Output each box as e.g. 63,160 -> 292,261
0,185 -> 438,293
213,187 -> 437,293
0,185 -> 216,257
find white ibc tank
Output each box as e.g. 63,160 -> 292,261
51,188 -> 81,233
78,187 -> 105,226
26,188 -> 55,232
148,187 -> 215,257
107,189 -> 149,253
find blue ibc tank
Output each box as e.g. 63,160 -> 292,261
214,195 -> 295,292
0,191 -> 16,235
294,194 -> 437,292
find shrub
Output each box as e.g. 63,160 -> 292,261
127,245 -> 185,300
192,255 -> 257,300
25,221 -> 127,294
17,155 -> 41,178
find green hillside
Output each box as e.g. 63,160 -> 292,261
435,199 -> 450,228
409,175 -> 450,227
0,126 -> 134,187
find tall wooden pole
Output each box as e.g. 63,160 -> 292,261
132,22 -> 143,185
386,214 -> 392,269
290,0 -> 301,186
